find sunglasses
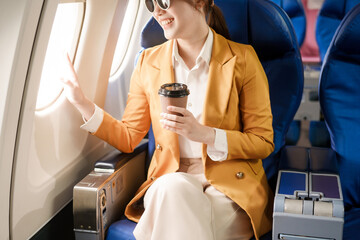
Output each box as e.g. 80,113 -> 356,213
145,0 -> 171,12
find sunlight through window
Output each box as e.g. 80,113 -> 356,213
36,3 -> 84,111
110,0 -> 140,77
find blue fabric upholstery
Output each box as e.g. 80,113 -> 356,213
285,119 -> 301,145
140,18 -> 166,49
308,120 -> 330,147
318,3 -> 360,238
216,0 -> 303,190
106,0 -> 303,239
316,0 -> 360,61
271,0 -> 306,46
106,216 -> 137,240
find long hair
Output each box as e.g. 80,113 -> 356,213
205,1 -> 231,39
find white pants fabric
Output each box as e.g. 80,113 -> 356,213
133,158 -> 254,240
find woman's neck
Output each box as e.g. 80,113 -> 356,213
176,26 -> 209,69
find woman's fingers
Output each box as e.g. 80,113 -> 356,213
160,112 -> 185,123
159,106 -> 215,145
166,106 -> 187,116
160,118 -> 184,128
64,52 -> 78,80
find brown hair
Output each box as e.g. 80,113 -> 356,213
184,0 -> 231,39
205,2 -> 231,39
185,0 -> 230,40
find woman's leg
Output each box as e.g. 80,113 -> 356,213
204,184 -> 254,240
133,172 -> 214,240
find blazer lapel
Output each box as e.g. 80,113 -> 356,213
151,39 -> 176,87
203,30 -> 236,128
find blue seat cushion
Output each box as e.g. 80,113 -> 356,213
107,215 -> 273,240
106,217 -> 136,240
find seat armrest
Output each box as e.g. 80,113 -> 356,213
73,140 -> 148,240
94,139 -> 148,172
273,146 -> 344,240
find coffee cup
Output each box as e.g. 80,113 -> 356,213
158,83 -> 190,116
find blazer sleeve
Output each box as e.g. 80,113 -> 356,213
225,45 -> 274,160
92,51 -> 151,153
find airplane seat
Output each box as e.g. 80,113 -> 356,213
316,0 -> 360,62
215,0 -> 303,192
270,0 -> 307,47
104,0 -> 304,239
318,3 -> 360,238
311,0 -> 359,149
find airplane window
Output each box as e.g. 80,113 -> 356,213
110,0 -> 140,76
35,3 -> 84,111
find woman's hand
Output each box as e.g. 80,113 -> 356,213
59,52 -> 95,120
160,106 -> 215,145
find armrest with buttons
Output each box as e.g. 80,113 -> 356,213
273,146 -> 344,240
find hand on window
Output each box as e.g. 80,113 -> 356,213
59,52 -> 95,120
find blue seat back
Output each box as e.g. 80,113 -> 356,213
316,0 -> 360,61
318,3 -> 360,238
271,0 -> 307,46
215,0 -> 303,188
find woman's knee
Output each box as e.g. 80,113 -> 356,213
153,172 -> 201,192
145,173 -> 203,203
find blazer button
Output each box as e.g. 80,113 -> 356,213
156,144 -> 162,151
236,172 -> 244,179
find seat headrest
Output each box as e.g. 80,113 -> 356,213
141,18 -> 167,49
215,0 -> 297,60
320,0 -> 360,20
316,0 -> 360,61
332,3 -> 360,57
271,0 -> 306,46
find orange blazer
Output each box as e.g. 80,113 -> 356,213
93,29 -> 274,240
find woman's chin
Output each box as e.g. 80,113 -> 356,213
163,31 -> 174,40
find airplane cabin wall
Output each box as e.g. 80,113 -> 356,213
0,1 -> 45,239
1,0 -> 151,239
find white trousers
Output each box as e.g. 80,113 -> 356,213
133,158 -> 254,240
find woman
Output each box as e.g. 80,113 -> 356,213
61,0 -> 274,239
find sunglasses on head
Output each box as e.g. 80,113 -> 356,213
145,0 -> 171,12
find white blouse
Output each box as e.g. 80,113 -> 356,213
81,28 -> 228,161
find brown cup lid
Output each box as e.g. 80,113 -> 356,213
158,83 -> 190,98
